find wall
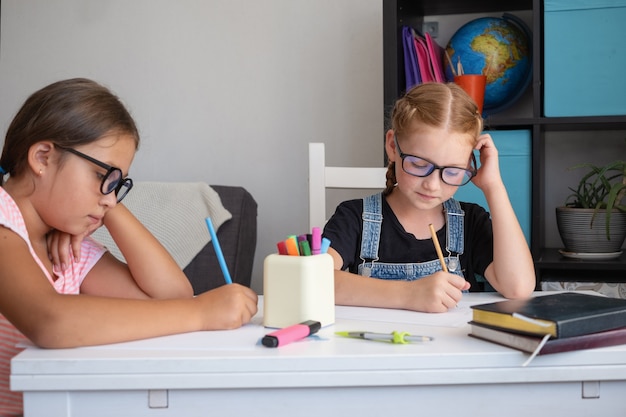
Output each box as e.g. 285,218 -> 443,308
0,0 -> 384,293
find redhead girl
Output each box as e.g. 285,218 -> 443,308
323,82 -> 535,313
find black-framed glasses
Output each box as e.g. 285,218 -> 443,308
394,136 -> 477,186
56,145 -> 133,203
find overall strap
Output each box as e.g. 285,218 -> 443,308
359,193 -> 383,262
443,198 -> 464,255
356,195 -> 466,280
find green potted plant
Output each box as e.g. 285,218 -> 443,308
556,159 -> 626,257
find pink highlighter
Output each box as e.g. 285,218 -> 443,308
311,227 -> 322,255
262,320 -> 321,348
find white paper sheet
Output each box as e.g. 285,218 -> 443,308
335,292 -> 506,327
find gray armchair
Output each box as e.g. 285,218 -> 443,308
92,183 -> 257,295
183,185 -> 257,294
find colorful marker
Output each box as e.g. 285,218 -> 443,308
275,230 -> 329,257
262,320 -> 321,348
276,240 -> 288,255
320,237 -> 331,254
285,236 -> 300,256
311,227 -> 322,255
299,239 -> 312,256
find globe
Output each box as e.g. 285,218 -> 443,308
445,14 -> 531,114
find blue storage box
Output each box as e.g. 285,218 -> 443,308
454,130 -> 531,244
544,0 -> 626,116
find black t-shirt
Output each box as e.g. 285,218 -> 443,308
323,195 -> 494,292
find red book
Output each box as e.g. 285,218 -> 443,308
469,322 -> 626,355
470,292 -> 626,338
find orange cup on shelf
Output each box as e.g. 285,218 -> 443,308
454,74 -> 487,114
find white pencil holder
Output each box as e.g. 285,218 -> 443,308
263,253 -> 335,328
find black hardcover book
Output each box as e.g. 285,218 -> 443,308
470,292 -> 626,338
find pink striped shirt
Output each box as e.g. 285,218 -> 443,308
0,187 -> 106,416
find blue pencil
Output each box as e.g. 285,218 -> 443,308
205,217 -> 233,284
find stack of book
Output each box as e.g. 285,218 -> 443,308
402,26 -> 446,91
469,292 -> 626,356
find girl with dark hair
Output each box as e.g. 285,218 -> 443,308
0,78 -> 257,415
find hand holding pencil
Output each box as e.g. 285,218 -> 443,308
429,223 -> 470,298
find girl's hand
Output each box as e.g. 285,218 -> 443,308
402,271 -> 470,313
47,230 -> 85,270
195,284 -> 259,329
471,133 -> 503,191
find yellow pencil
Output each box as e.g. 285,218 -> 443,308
429,223 -> 448,273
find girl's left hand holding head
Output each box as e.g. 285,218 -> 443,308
47,206 -> 104,270
470,133 -> 503,192
47,230 -> 87,271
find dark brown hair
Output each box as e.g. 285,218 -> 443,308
1,78 -> 139,185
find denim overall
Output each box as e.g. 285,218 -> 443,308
357,193 -> 465,280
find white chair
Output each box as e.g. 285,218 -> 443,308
308,142 -> 388,230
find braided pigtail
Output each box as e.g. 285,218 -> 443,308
383,162 -> 397,196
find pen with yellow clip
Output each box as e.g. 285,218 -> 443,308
335,331 -> 434,344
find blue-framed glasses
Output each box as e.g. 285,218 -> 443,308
394,136 -> 477,186
56,145 -> 133,203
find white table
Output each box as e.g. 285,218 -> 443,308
11,293 -> 626,417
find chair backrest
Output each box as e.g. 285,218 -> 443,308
308,142 -> 387,230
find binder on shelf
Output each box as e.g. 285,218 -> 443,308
425,32 -> 445,83
402,26 -> 421,88
414,35 -> 434,83
401,26 -> 446,90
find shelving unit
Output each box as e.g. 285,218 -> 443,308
383,0 -> 626,287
